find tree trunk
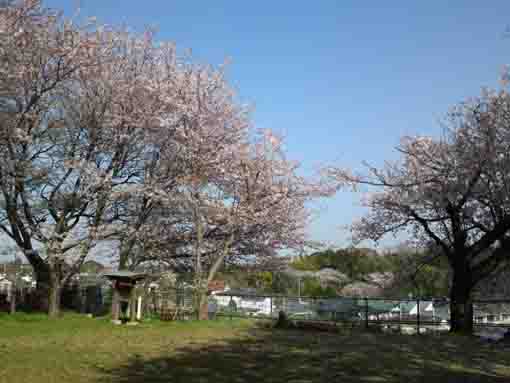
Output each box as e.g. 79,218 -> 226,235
111,284 -> 121,322
196,234 -> 234,321
48,273 -> 61,318
449,269 -> 474,335
198,292 -> 209,320
35,266 -> 51,312
19,248 -> 50,312
22,247 -> 65,317
35,264 -> 63,317
45,233 -> 66,317
9,284 -> 16,314
193,210 -> 205,319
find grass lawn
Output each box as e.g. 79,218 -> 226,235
1,313 -> 510,383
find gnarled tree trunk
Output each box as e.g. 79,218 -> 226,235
45,234 -> 65,317
34,264 -> 52,312
449,268 -> 474,335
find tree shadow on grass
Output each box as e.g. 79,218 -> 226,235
99,326 -> 510,383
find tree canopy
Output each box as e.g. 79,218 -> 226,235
327,88 -> 510,333
0,1 -> 328,316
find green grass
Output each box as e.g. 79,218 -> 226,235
1,312 -> 510,382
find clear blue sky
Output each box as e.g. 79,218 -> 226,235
46,0 -> 510,248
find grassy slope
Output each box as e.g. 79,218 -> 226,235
1,313 -> 509,383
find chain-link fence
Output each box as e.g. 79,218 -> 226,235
209,293 -> 510,336
60,280 -> 113,316
2,272 -> 510,340
0,284 -> 37,312
142,288 -> 195,320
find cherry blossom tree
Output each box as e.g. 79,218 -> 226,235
0,1 -> 331,318
327,88 -> 510,334
149,127 -> 329,319
0,1 -> 160,315
115,64 -> 330,318
0,1 -> 101,315
109,52 -> 248,272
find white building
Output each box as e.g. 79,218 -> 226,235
0,278 -> 13,301
210,287 -> 273,316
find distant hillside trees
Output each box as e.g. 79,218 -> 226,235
290,247 -> 450,298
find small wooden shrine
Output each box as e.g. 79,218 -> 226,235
103,271 -> 146,324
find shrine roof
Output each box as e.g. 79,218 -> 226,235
101,271 -> 147,281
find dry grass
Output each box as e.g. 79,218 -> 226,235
1,312 -> 509,383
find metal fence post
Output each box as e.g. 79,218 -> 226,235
364,297 -> 369,329
417,298 -> 420,335
270,296 -> 273,319
398,301 -> 402,334
471,299 -> 474,328
229,295 -> 233,321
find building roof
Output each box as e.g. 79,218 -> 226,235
101,271 -> 147,281
390,300 -> 450,317
217,287 -> 259,296
391,302 -> 416,314
365,301 -> 396,314
208,280 -> 226,292
317,298 -> 359,313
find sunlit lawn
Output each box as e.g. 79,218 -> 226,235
1,312 -> 509,383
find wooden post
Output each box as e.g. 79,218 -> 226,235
129,287 -> 137,322
111,284 -> 120,322
136,296 -> 142,321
